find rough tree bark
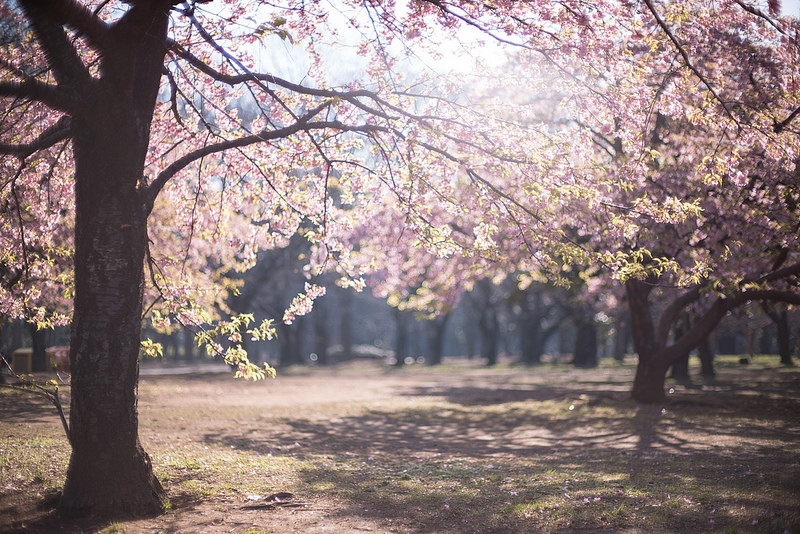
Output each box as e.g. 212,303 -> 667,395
14,0 -> 175,517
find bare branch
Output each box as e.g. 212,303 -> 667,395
0,355 -> 72,444
143,106 -> 388,213
732,0 -> 791,38
167,40 -> 395,120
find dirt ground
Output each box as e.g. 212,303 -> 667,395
2,357 -> 800,533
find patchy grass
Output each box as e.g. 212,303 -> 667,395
1,356 -> 799,533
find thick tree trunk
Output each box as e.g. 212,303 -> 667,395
61,128 -> 164,517
54,1 -> 172,518
626,279 -> 668,402
630,353 -> 670,403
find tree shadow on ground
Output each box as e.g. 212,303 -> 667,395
201,382 -> 800,533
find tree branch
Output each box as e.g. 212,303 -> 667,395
18,0 -> 93,92
655,286 -> 700,346
666,288 -> 800,364
167,40 -> 395,120
642,0 -> 735,123
0,117 -> 72,159
0,79 -> 85,115
142,106 -> 388,213
774,104 -> 800,133
46,0 -> 113,52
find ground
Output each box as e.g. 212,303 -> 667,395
1,356 -> 799,533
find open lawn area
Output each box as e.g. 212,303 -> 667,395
2,356 -> 799,533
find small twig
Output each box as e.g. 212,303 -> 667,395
0,354 -> 72,445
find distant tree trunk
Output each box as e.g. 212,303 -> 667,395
476,279 -> 499,366
668,319 -> 690,383
697,335 -> 715,376
571,317 -> 598,368
313,301 -> 329,365
463,294 -> 477,359
518,289 -> 550,365
183,330 -> 194,361
479,308 -> 499,366
11,319 -> 22,353
520,321 -> 560,365
340,289 -> 353,359
763,304 -> 793,366
394,308 -> 409,367
278,320 -> 304,367
613,315 -> 628,362
27,322 -> 48,372
426,314 -> 450,366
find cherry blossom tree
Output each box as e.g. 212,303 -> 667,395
0,0 -> 606,518
338,0 -> 800,401
3,0 -> 800,519
0,0 -> 466,518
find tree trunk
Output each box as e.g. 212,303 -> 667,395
626,279 -> 668,402
183,330 -> 195,361
61,128 -> 164,517
54,1 -> 172,517
518,290 -> 552,365
476,279 -> 499,366
278,320 -> 304,367
698,335 -> 715,376
340,289 -> 353,359
479,307 -> 499,366
613,316 -> 628,362
394,308 -> 409,367
426,314 -> 450,366
313,301 -> 329,366
630,353 -> 670,403
28,322 -> 48,372
774,309 -> 792,366
668,321 -> 690,383
571,318 -> 598,368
